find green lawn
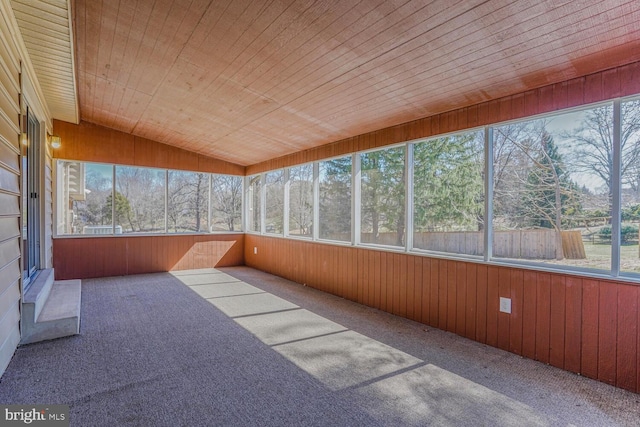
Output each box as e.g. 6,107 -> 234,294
545,243 -> 640,273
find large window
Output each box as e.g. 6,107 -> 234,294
168,171 -> 208,232
57,162 -> 113,235
620,98 -> 640,273
116,166 -> 166,233
211,175 -> 242,231
319,156 -> 351,242
56,160 -> 243,235
361,147 -> 405,247
247,175 -> 261,233
492,106 -> 612,270
265,170 -> 284,234
413,131 -> 484,255
289,164 -> 313,237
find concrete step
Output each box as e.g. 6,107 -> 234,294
22,268 -> 55,323
21,279 -> 81,345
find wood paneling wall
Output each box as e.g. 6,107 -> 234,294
53,120 -> 245,175
245,235 -> 640,394
53,234 -> 244,280
241,61 -> 640,394
247,61 -> 640,174
0,0 -> 23,377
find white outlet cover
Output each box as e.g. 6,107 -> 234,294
499,297 -> 512,314
254,247 -> 258,254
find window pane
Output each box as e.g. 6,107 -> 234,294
621,99 -> 640,273
492,105 -> 613,270
212,175 -> 243,231
167,171 -> 208,232
361,147 -> 405,247
289,164 -> 313,237
115,166 -> 165,233
265,170 -> 284,234
247,175 -> 261,232
318,156 -> 351,241
56,161 -> 113,235
413,131 -> 484,255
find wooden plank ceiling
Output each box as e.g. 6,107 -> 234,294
71,0 -> 640,166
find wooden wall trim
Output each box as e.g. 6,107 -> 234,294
246,61 -> 640,175
52,120 -> 246,175
53,234 -> 245,280
244,234 -> 640,394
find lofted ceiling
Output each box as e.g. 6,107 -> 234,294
30,1 -> 640,166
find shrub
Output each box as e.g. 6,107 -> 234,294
599,224 -> 639,243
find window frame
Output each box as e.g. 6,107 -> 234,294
54,159 -> 244,238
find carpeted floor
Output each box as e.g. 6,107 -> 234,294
0,266 -> 638,426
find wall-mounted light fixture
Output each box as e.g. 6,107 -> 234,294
49,134 -> 61,149
20,132 -> 28,146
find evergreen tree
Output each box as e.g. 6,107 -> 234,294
319,156 -> 352,240
520,132 -> 581,229
361,147 -> 405,246
104,191 -> 133,230
413,133 -> 484,232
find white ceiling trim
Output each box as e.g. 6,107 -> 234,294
11,0 -> 79,124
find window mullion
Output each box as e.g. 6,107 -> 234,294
284,168 -> 290,236
353,153 -> 361,246
484,126 -> 493,261
313,162 -> 319,241
611,99 -> 622,277
261,173 -> 266,234
405,143 -> 414,253
208,174 -> 212,233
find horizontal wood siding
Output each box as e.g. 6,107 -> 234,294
52,120 -> 246,175
246,61 -> 640,174
245,234 -> 640,394
53,234 -> 245,279
0,0 -> 22,377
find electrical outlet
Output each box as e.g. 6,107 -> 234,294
254,247 -> 258,255
499,297 -> 512,314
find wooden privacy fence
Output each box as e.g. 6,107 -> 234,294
356,230 -> 586,260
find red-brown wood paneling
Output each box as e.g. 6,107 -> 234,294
581,279 -> 600,380
598,282 -> 618,386
475,265 -> 488,344
244,235 -> 640,394
53,234 -> 244,279
54,120 -> 245,175
509,269 -> 524,356
549,275 -> 567,369
497,267 -> 511,351
447,260 -> 457,333
522,271 -> 537,360
455,262 -> 467,337
464,263 -> 477,341
616,285 -> 638,392
564,277 -> 583,374
486,266 -> 500,348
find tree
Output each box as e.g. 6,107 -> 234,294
76,166 -> 112,228
168,171 -> 208,232
520,132 -> 581,231
104,191 -> 132,229
212,175 -> 242,231
319,156 -> 352,240
361,147 -> 405,246
289,165 -> 313,236
566,101 -> 640,219
413,132 -> 484,232
265,171 -> 285,233
115,167 -> 165,232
